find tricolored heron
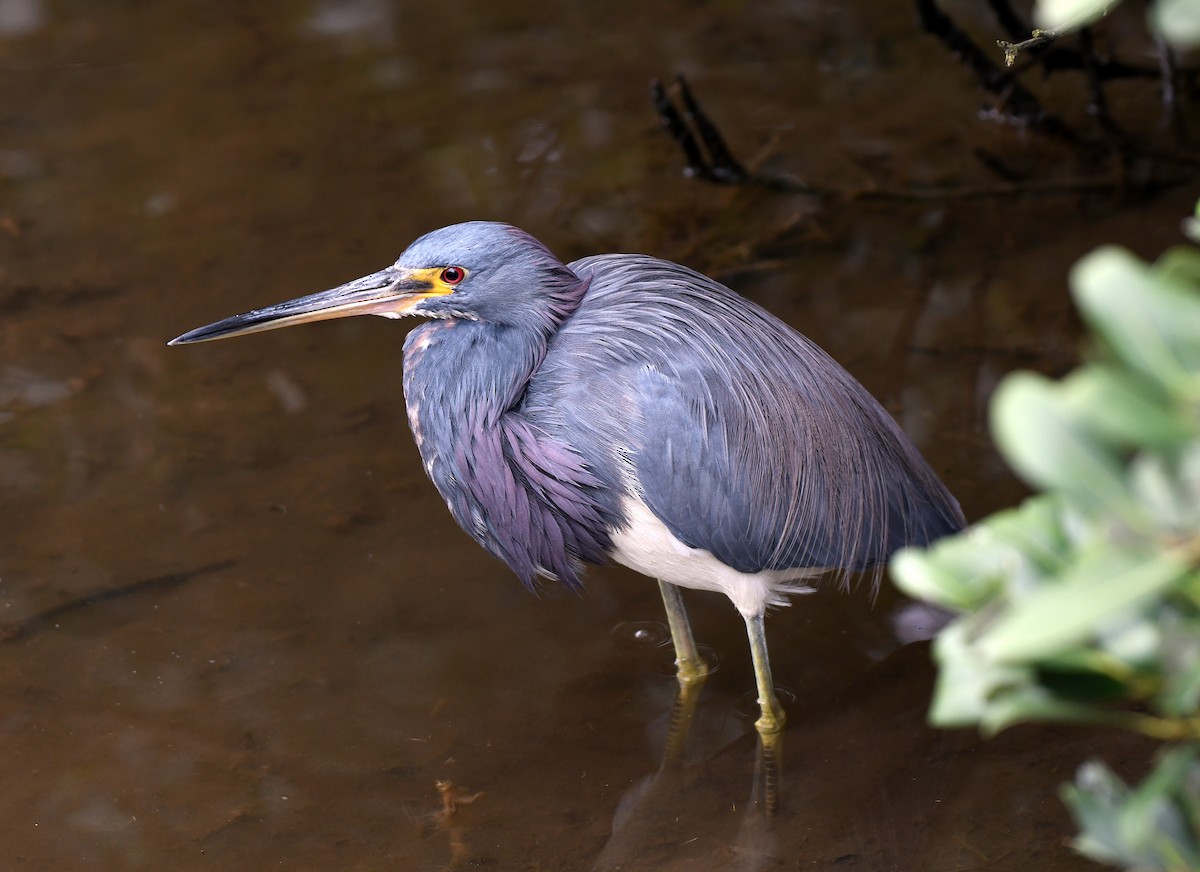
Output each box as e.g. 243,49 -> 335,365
171,222 -> 963,759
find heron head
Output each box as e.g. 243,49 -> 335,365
169,222 -> 585,346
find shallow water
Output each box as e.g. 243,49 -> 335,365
1,1 -> 1190,869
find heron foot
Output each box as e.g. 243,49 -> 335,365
754,702 -> 786,737
674,652 -> 710,687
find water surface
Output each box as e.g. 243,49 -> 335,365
0,1 -> 1186,869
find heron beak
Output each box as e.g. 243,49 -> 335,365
168,266 -> 443,345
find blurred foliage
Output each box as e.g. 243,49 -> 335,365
892,236 -> 1200,740
891,199 -> 1200,872
899,5 -> 1200,869
1035,0 -> 1200,46
1065,746 -> 1200,871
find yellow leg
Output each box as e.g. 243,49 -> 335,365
658,580 -> 709,685
744,611 -> 785,734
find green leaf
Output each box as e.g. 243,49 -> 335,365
979,686 -> 1111,734
891,545 -> 973,611
1071,247 -> 1200,401
1183,204 -> 1200,245
1036,662 -> 1135,702
927,619 -> 1032,726
1156,246 -> 1200,287
891,496 -> 1077,611
1161,609 -> 1200,716
892,529 -> 1021,611
1064,747 -> 1200,871
1129,453 -> 1200,531
1034,0 -> 1118,31
1154,0 -> 1200,48
980,547 -> 1190,663
1061,366 -> 1195,451
991,372 -> 1129,506
986,495 -> 1074,572
1063,760 -> 1131,866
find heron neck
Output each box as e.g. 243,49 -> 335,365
401,316 -> 611,589
402,319 -> 549,448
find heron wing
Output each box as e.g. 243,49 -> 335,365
538,254 -> 964,581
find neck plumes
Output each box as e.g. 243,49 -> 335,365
401,270 -> 611,590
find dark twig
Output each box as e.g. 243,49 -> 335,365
652,75 -> 748,185
1039,52 -> 1161,81
673,75 -> 747,184
983,0 -> 1167,84
998,30 -> 1060,67
651,76 -> 813,194
1078,27 -> 1124,148
917,0 -> 1079,139
1150,3 -> 1185,137
916,0 -> 1026,97
986,0 -> 1031,41
1000,30 -> 1170,82
651,78 -> 712,181
650,58 -> 1192,203
0,560 -> 235,643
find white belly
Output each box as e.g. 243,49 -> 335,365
608,497 -> 820,618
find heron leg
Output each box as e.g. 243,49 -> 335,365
743,611 -> 785,735
657,580 -> 708,685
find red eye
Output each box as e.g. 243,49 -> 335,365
440,266 -> 465,285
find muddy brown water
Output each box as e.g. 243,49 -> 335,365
1,1 -> 1192,869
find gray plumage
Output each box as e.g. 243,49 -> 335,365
169,219 -> 965,751
397,222 -> 962,594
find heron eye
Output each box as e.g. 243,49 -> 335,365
440,266 -> 465,286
